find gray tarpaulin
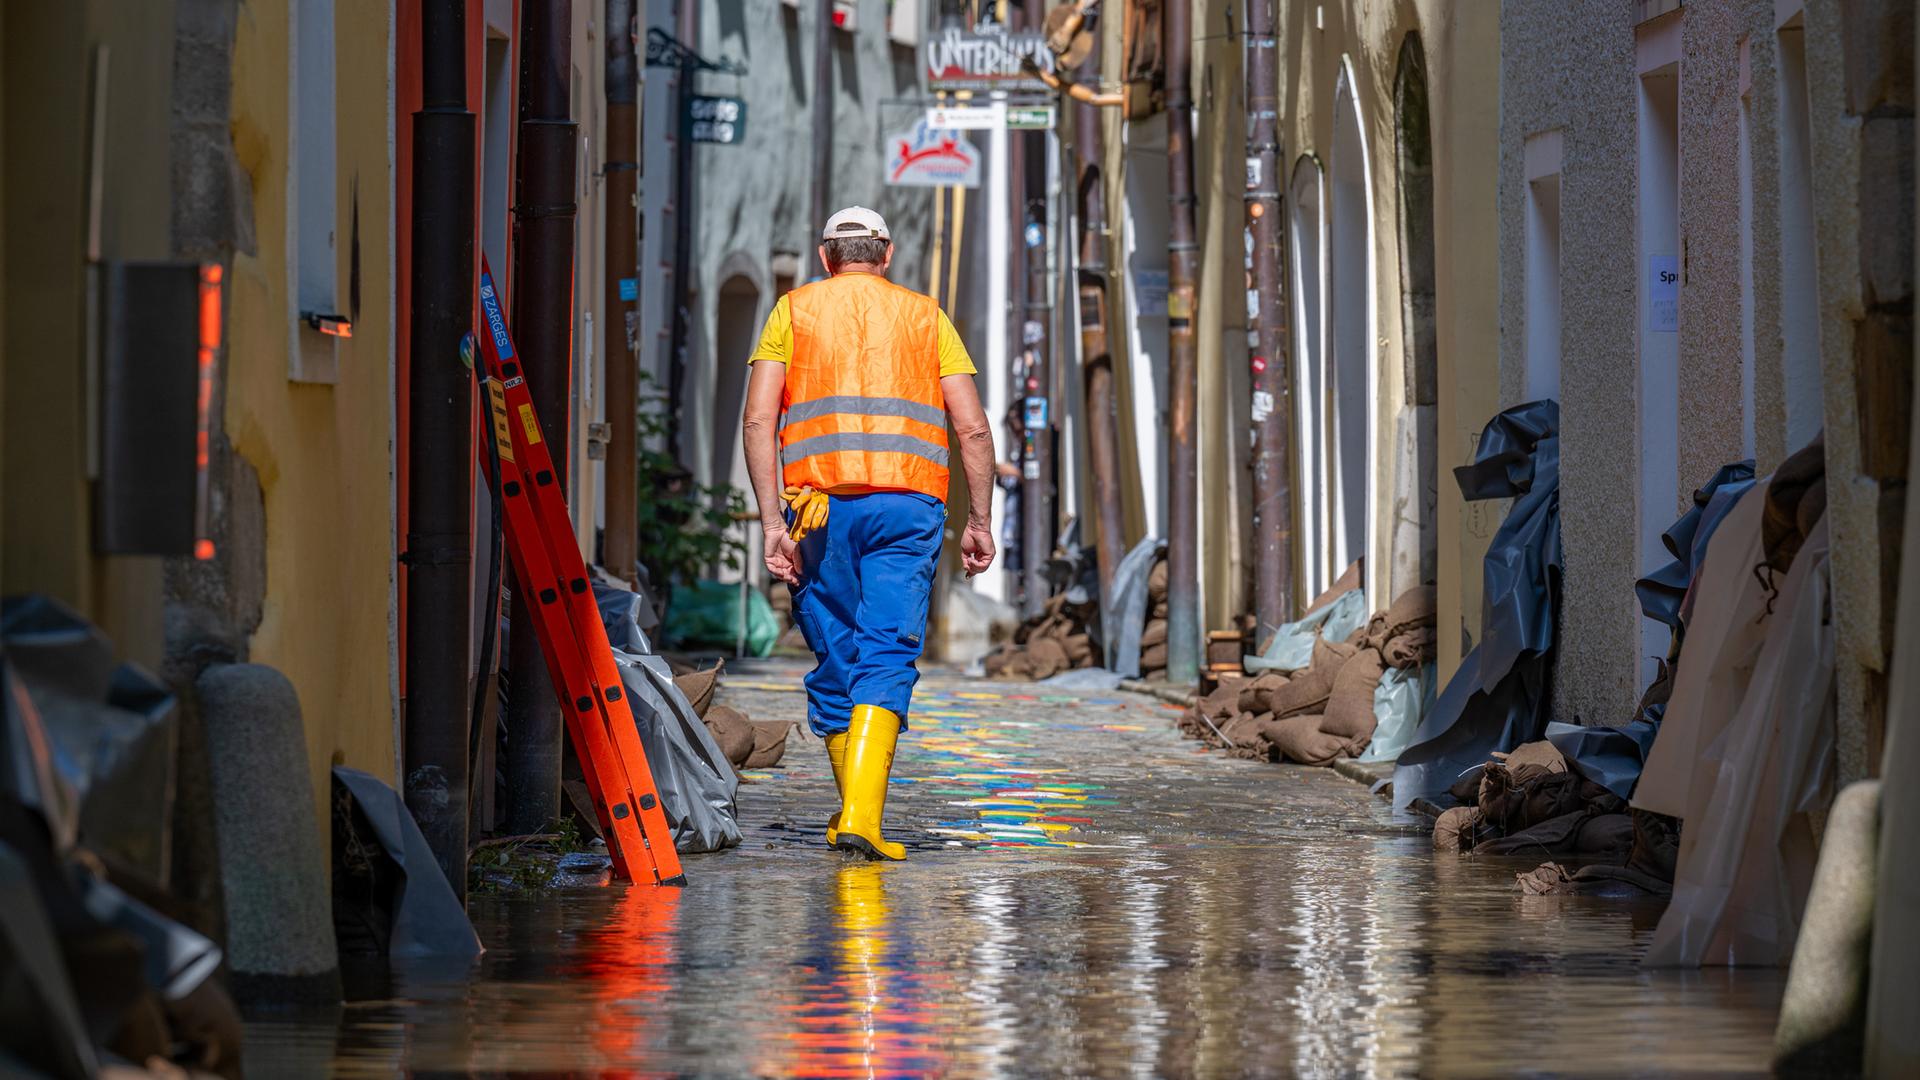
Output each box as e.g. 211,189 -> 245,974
620,655 -> 743,853
1104,537 -> 1165,678
1244,589 -> 1368,674
1394,401 -> 1562,811
595,580 -> 742,853
331,766 -> 483,961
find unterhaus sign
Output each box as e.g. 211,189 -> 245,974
924,22 -> 1055,91
885,119 -> 982,188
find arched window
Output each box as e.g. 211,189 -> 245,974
1289,156 -> 1330,597
1329,60 -> 1374,593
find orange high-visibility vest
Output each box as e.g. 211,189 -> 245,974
780,273 -> 950,502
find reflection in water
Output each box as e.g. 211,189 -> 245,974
241,675 -> 1783,1078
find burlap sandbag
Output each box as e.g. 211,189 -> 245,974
1139,641 -> 1169,672
1256,713 -> 1349,766
1140,619 -> 1169,648
1062,633 -> 1094,668
1364,586 -> 1437,650
1237,671 -> 1287,714
1026,637 -> 1070,679
703,704 -> 754,767
1433,805 -> 1483,852
1264,636 -> 1356,717
744,720 -> 793,769
1147,559 -> 1169,601
1381,625 -> 1436,669
673,661 -> 724,719
1198,680 -> 1242,719
1321,646 -> 1386,741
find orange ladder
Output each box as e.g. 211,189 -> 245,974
476,258 -> 686,886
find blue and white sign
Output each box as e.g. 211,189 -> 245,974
1648,254 -> 1679,333
479,272 -> 514,359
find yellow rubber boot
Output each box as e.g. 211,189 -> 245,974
834,704 -> 906,861
825,732 -> 848,845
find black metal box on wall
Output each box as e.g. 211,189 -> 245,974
93,260 -> 205,556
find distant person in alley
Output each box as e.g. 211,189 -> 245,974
740,206 -> 997,860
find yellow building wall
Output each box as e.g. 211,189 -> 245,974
228,0 -> 399,828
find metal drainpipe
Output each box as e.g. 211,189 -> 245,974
405,0 -> 478,898
1163,0 -> 1201,685
667,0 -> 698,460
809,0 -> 835,236
603,0 -> 640,587
503,0 -> 580,837
1244,0 -> 1293,643
1073,8 -> 1124,613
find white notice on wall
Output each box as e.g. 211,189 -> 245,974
1648,254 -> 1679,333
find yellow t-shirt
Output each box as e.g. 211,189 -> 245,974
747,291 -> 978,377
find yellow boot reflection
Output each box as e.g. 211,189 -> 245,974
838,863 -> 890,1077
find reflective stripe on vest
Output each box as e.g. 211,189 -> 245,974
784,431 -> 952,469
783,394 -> 948,430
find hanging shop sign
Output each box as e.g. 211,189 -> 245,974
924,22 -> 1055,91
885,118 -> 982,188
923,104 -> 1003,130
687,95 -> 747,144
1005,105 -> 1056,130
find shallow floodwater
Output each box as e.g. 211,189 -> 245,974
244,670 -> 1784,1077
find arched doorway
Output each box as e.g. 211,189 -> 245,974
711,275 -> 761,514
1329,60 -> 1375,596
1393,33 -> 1439,594
1289,156 -> 1330,598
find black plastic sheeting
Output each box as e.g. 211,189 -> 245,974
1,594 -> 178,877
1393,401 -> 1562,811
1546,460 -> 1757,800
0,601 -> 224,1077
332,766 -> 484,961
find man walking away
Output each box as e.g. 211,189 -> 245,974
740,206 -> 997,860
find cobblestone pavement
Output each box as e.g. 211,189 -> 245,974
247,660 -> 1784,1078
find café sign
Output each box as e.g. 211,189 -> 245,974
924,21 -> 1055,91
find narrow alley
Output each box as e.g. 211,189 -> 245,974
245,662 -> 1782,1077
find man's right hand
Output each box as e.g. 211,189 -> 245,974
765,526 -> 802,586
960,518 -> 995,577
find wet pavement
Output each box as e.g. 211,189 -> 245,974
245,660 -> 1784,1077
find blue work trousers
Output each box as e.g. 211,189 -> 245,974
789,492 -> 944,736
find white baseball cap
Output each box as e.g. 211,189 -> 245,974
822,205 -> 891,242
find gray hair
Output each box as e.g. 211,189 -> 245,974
823,236 -> 891,271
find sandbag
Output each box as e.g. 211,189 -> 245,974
1265,637 -> 1355,717
1140,642 -> 1169,671
1140,620 -> 1169,648
1237,671 -> 1287,714
674,662 -> 723,719
1198,681 -> 1241,719
1257,714 -> 1349,766
703,705 -> 755,767
745,721 -> 794,769
1322,648 -> 1387,741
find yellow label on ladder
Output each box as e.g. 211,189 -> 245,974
485,380 -> 515,462
518,402 -> 543,446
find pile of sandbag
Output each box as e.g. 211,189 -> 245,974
1138,555 -> 1171,680
981,591 -> 1100,680
671,660 -> 793,772
1179,585 -> 1436,765
1423,738 -> 1679,898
